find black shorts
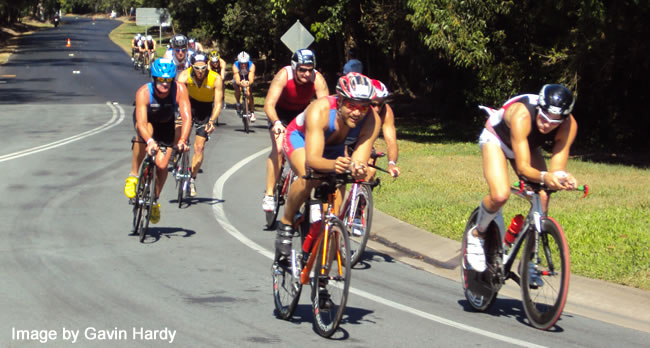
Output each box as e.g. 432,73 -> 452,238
132,110 -> 175,146
191,100 -> 213,138
268,107 -> 303,129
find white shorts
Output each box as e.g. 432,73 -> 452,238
478,128 -> 515,159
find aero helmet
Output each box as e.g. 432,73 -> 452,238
336,72 -> 375,102
237,51 -> 250,64
291,49 -> 316,71
151,58 -> 177,79
538,84 -> 575,116
171,35 -> 188,49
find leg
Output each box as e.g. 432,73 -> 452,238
154,149 -> 173,199
191,134 -> 207,178
265,130 -> 284,196
479,142 -> 510,231
279,148 -> 317,226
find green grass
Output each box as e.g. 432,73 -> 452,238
371,135 -> 650,290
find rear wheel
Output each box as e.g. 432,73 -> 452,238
242,95 -> 250,133
266,164 -> 288,229
521,217 -> 570,330
343,184 -> 373,267
139,163 -> 155,243
311,219 -> 351,337
176,151 -> 190,208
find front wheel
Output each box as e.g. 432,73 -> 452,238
266,166 -> 288,229
343,184 -> 373,267
520,217 -> 570,330
311,219 -> 351,337
272,211 -> 306,320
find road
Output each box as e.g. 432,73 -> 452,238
0,16 -> 648,347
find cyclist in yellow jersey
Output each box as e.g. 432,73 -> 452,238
208,50 -> 227,110
176,52 -> 223,197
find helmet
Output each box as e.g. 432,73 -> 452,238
336,72 -> 375,101
151,58 -> 177,79
146,35 -> 152,41
209,50 -> 220,62
190,52 -> 208,65
134,34 -> 141,40
371,79 -> 389,100
237,51 -> 250,63
291,49 -> 316,70
171,35 -> 188,49
538,84 -> 575,116
189,38 -> 195,44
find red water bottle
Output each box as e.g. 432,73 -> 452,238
505,214 -> 524,246
302,220 -> 322,253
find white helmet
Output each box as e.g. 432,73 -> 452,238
146,35 -> 153,41
237,51 -> 250,64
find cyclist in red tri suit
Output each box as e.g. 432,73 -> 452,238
262,49 -> 329,213
466,84 -> 579,272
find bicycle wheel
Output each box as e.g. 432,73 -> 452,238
344,184 -> 373,267
177,151 -> 190,208
311,218 -> 351,337
242,95 -> 250,133
139,163 -> 156,243
520,217 -> 570,330
460,208 -> 498,311
272,204 -> 307,320
266,164 -> 288,228
132,158 -> 150,235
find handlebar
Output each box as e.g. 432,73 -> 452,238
513,179 -> 589,198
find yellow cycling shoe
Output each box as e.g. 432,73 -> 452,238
150,202 -> 161,224
124,176 -> 138,199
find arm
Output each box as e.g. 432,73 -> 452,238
247,63 -> 256,85
313,72 -> 330,98
264,69 -> 288,132
176,69 -> 189,84
219,58 -> 226,80
509,103 -> 538,182
134,85 -> 157,155
175,83 -> 192,151
351,110 -> 381,179
304,98 -> 340,172
548,115 -> 578,189
380,104 -> 400,177
206,74 -> 223,134
232,64 -> 241,86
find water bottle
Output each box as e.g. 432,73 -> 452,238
302,200 -> 322,253
505,214 -> 524,246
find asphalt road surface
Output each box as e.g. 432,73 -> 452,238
1,16 -> 648,347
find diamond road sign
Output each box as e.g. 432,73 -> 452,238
280,20 -> 314,53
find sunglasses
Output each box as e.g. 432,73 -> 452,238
174,48 -> 187,53
155,77 -> 174,83
538,109 -> 565,124
342,100 -> 370,113
192,64 -> 207,71
297,67 -> 314,73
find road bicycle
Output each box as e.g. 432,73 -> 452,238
172,146 -> 191,208
266,154 -> 293,229
239,86 -> 251,134
272,171 -> 353,337
460,178 -> 588,330
130,147 -> 167,242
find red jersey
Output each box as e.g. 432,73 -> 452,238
276,66 -> 316,112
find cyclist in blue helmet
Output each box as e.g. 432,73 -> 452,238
124,58 -> 193,224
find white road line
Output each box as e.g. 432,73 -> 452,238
212,148 -> 545,348
0,102 -> 125,163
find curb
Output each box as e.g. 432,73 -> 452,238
369,209 -> 650,333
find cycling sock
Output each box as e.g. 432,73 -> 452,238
476,201 -> 498,234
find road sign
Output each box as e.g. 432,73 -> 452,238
280,20 -> 314,53
136,8 -> 171,27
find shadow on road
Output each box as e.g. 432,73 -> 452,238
458,297 -> 567,332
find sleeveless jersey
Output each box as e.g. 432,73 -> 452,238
234,61 -> 252,79
185,68 -> 219,103
146,82 -> 177,123
277,66 -> 316,112
490,94 -> 559,149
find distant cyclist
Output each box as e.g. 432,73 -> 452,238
164,35 -> 191,76
274,72 -> 381,257
176,52 -> 223,197
188,38 -> 204,53
466,84 -> 579,272
124,58 -> 192,223
144,35 -> 156,67
131,33 -> 142,62
232,51 -> 256,121
262,48 -> 329,213
208,50 -> 227,80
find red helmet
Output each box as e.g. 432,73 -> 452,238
336,72 -> 375,101
371,79 -> 389,100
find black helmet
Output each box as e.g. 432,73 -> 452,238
291,49 -> 316,71
538,84 -> 575,116
171,35 -> 188,49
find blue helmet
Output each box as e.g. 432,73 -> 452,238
151,58 -> 176,79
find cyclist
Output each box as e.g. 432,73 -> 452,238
274,72 -> 381,257
176,52 -> 223,197
188,38 -> 204,53
123,58 -> 192,223
164,34 -> 191,76
208,50 -> 227,110
343,47 -> 363,74
262,48 -> 329,213
144,35 -> 156,67
232,51 -> 256,122
131,33 -> 142,62
466,84 -> 579,272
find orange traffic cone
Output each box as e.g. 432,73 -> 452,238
66,38 -> 71,47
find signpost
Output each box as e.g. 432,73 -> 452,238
135,8 -> 172,45
280,20 -> 314,53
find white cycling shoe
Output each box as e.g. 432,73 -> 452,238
466,226 -> 487,272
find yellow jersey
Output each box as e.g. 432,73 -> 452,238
186,68 -> 219,103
